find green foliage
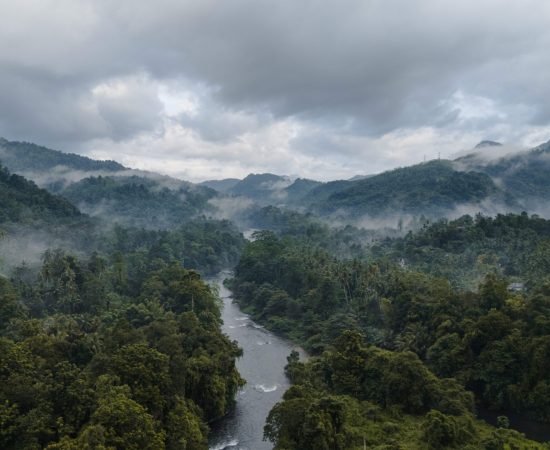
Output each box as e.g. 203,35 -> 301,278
0,277 -> 22,329
382,212 -> 550,289
0,138 -> 124,175
231,218 -> 550,423
99,220 -> 246,280
0,164 -> 81,224
422,409 -> 475,448
0,249 -> 244,449
463,139 -> 550,200
61,175 -> 216,229
265,331 -> 546,449
312,160 -> 502,218
89,392 -> 165,450
227,173 -> 288,204
165,398 -> 207,450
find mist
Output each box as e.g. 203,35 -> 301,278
207,196 -> 255,224
0,227 -> 88,274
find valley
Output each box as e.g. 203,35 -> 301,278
0,138 -> 549,449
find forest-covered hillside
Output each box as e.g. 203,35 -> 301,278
266,332 -> 547,449
310,160 -> 508,218
61,175 -> 217,229
199,141 -> 550,223
0,138 -> 125,175
457,139 -> 550,204
0,164 -> 81,225
1,252 -> 243,449
0,166 -> 247,449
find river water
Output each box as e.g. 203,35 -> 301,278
208,271 -> 306,450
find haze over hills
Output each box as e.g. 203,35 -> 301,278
224,173 -> 292,204
204,139 -> 550,221
199,178 -> 240,193
456,140 -> 550,212
62,175 -> 216,229
0,138 -> 222,228
0,163 -> 82,225
2,137 -> 550,227
309,159 -> 508,218
474,140 -> 503,149
0,138 -> 125,173
0,138 -> 126,190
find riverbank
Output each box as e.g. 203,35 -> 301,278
208,272 -> 307,450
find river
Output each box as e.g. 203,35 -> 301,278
207,272 -> 550,447
208,271 -> 307,450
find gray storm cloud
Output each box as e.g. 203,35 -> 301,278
1,0 -> 550,179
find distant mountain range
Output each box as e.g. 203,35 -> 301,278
308,159 -> 507,218
0,138 -> 124,183
200,178 -> 241,193
0,138 -> 216,228
456,140 -> 550,207
202,139 -> 550,219
2,137 -> 550,225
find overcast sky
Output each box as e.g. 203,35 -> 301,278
1,0 -> 550,181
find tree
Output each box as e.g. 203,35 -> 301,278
90,393 -> 165,450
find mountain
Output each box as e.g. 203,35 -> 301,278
311,160 -> 507,218
227,173 -> 292,204
202,174 -> 322,206
456,139 -> 550,207
0,138 -> 224,228
0,163 -> 81,224
200,178 -> 241,193
348,174 -> 375,181
0,138 -> 126,189
229,140 -> 550,220
282,178 -> 323,205
4,136 -> 550,226
300,179 -> 358,205
61,175 -> 216,228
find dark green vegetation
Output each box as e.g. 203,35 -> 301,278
458,140 -> 550,202
225,173 -> 291,204
300,140 -> 550,219
1,252 -> 242,449
0,156 -> 243,274
0,139 -> 218,229
61,175 -> 216,229
0,164 -> 81,225
265,331 -> 546,449
0,164 -> 248,449
202,173 -> 322,207
230,214 -> 550,446
0,138 -> 124,179
5,137 -> 550,225
243,205 -> 376,260
376,212 -> 550,289
310,160 -> 506,217
201,139 -> 550,222
98,220 -> 246,280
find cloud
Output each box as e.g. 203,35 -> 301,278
1,0 -> 550,180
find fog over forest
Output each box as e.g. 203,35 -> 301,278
2,2 -> 550,449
